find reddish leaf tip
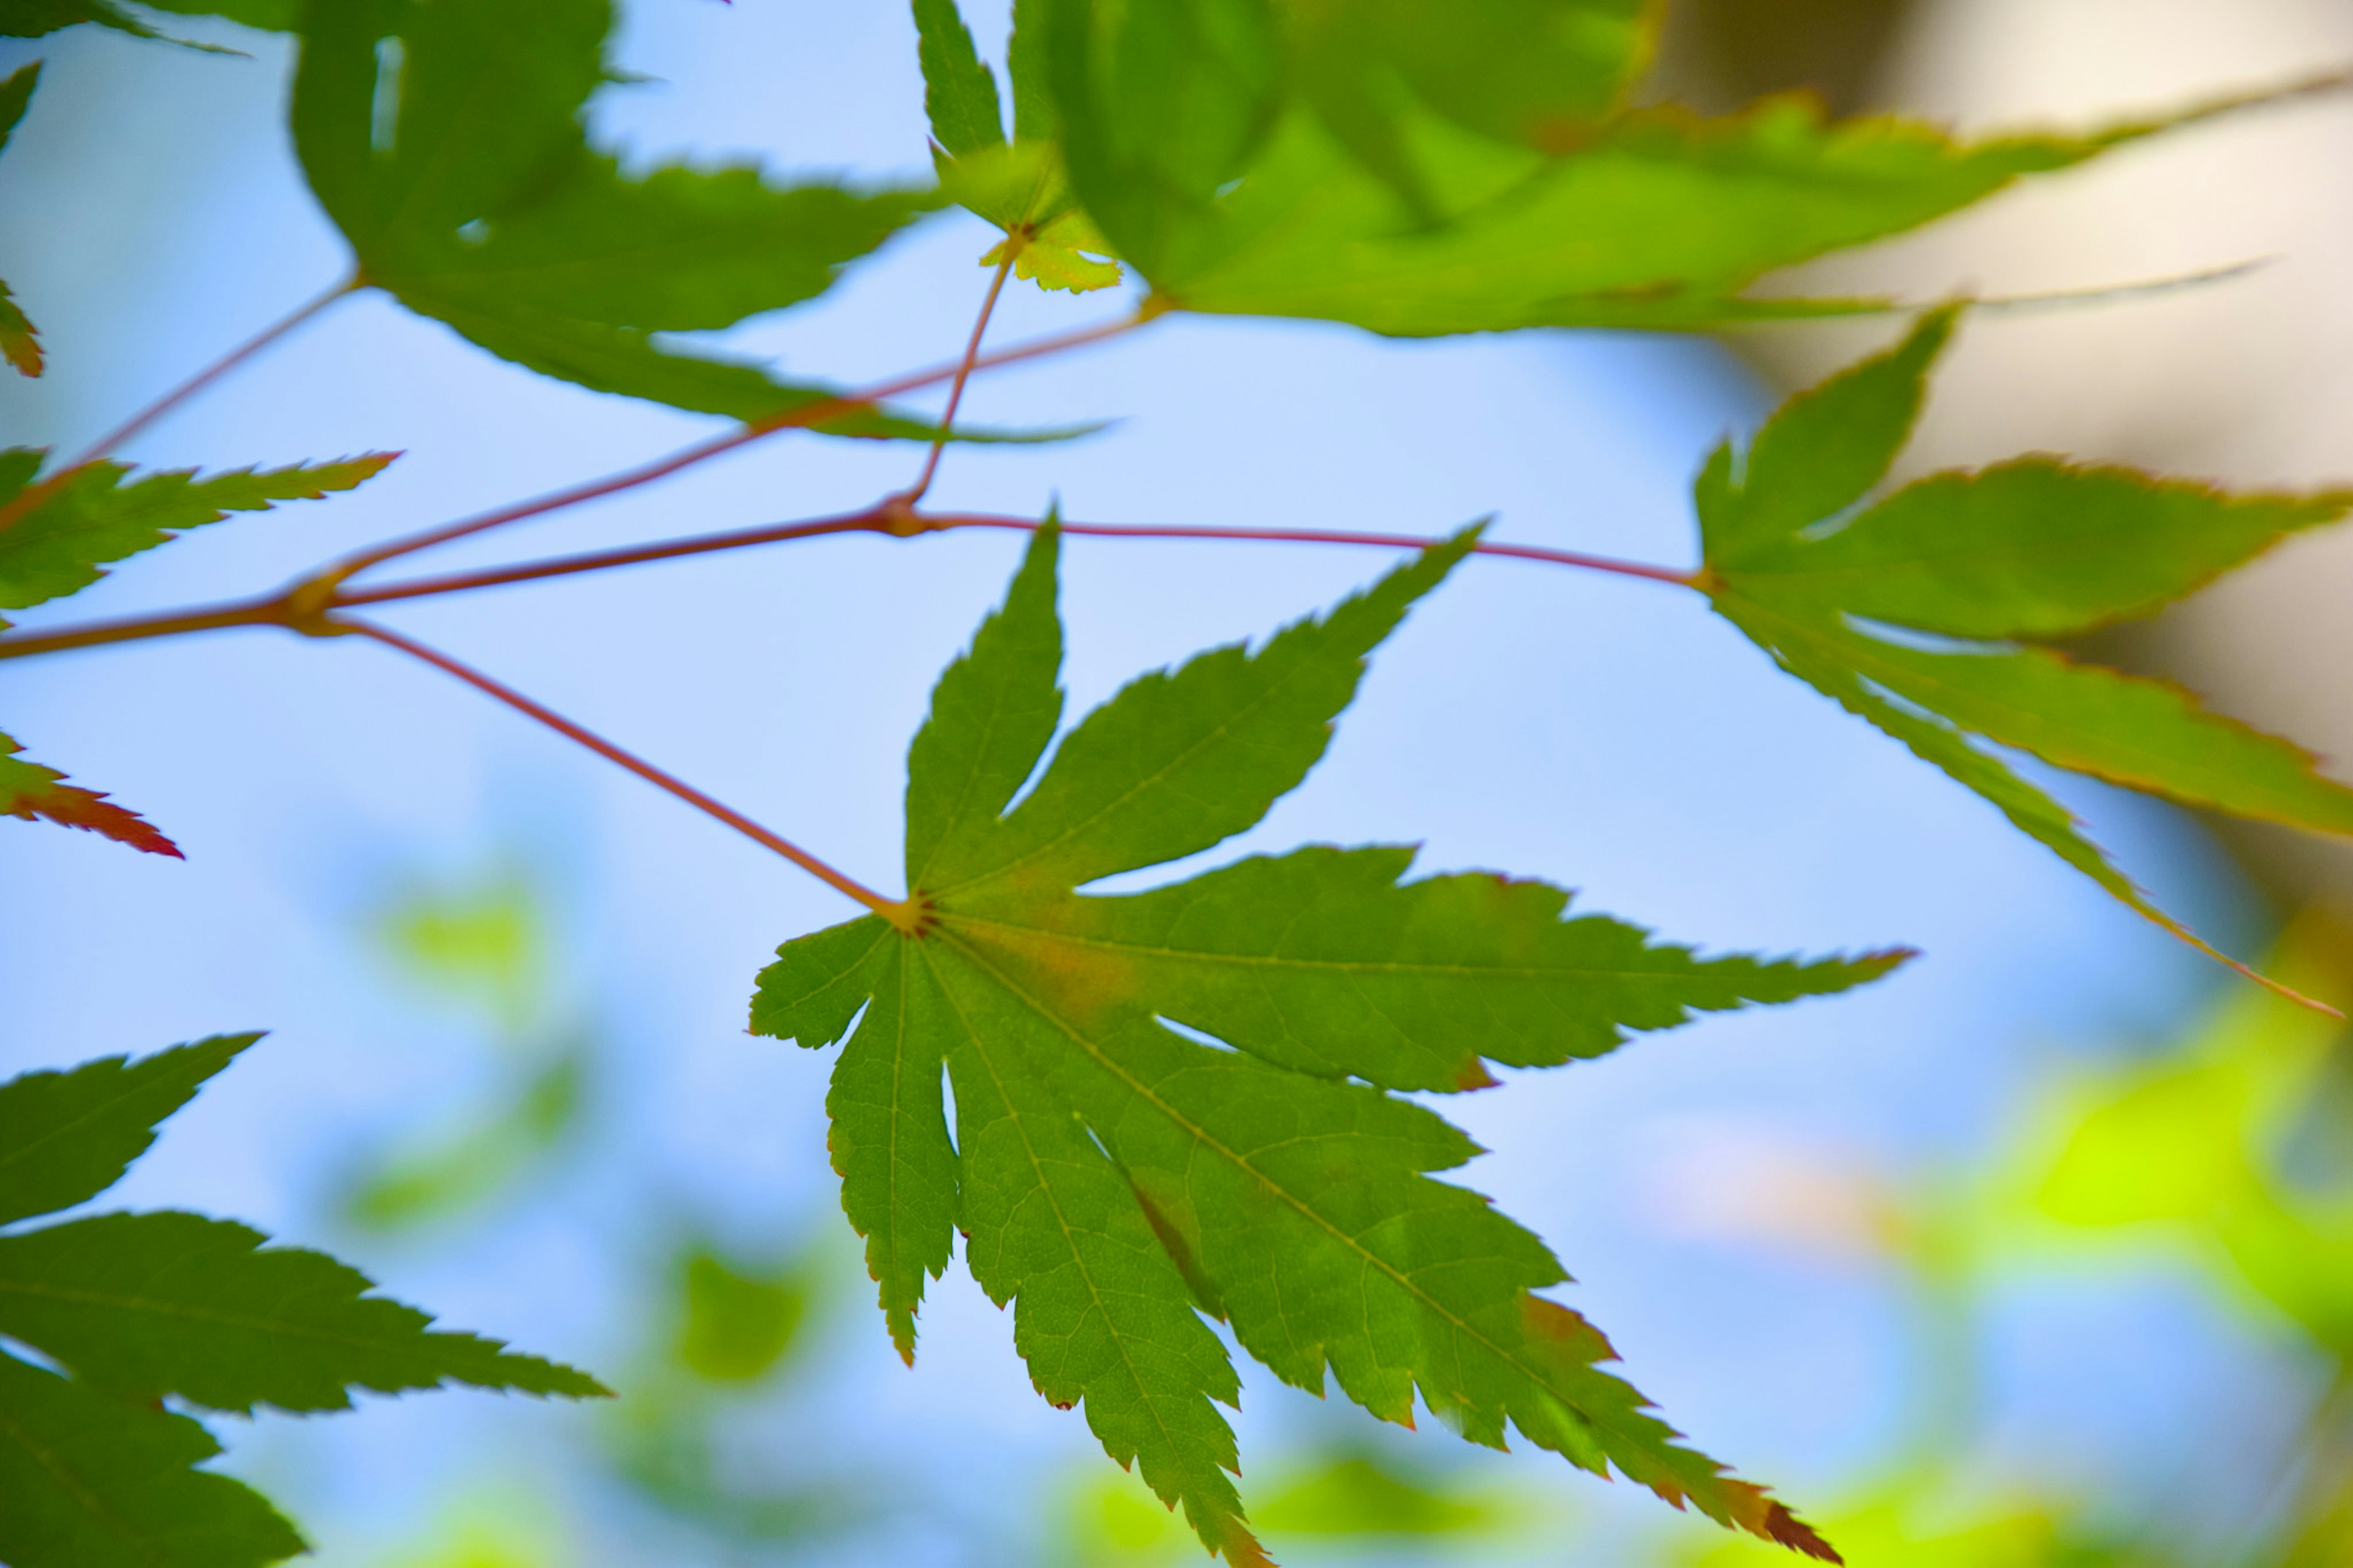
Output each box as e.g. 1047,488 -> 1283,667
1764,1501 -> 1843,1563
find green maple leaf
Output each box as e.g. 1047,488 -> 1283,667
0,726 -> 180,856
291,0 -> 1072,432
914,0 -> 1122,295
1,60 -> 44,376
0,0 -> 285,38
0,440 -> 393,857
0,0 -> 173,42
1697,306 -> 2353,993
0,447 -> 392,855
1037,0 -> 2320,335
753,525 -> 1904,1562
0,1035 -> 607,1568
133,0 -> 294,29
1279,0 -> 1653,219
0,0 -> 272,51
0,447 -> 396,626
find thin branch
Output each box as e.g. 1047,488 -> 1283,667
67,276 -> 360,468
0,502 -> 1696,664
337,510 -> 893,607
953,516 -> 1702,587
345,618 -> 911,924
0,276 -> 359,537
899,252 -> 1017,509
340,510 -> 1697,605
316,306 -> 1154,587
0,594 -> 289,662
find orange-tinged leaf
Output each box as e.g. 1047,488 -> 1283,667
0,730 -> 178,858
0,282 -> 39,378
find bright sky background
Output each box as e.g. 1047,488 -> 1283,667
0,6 -> 2293,1566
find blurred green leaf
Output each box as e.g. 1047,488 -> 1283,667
0,1210 -> 608,1410
1281,0 -> 1653,217
290,0 -> 963,430
674,1248 -> 812,1385
1684,1493 -> 2113,1568
0,1039 -> 604,1568
372,876 -> 547,1032
1250,1452 -> 1511,1538
1042,32 -> 2322,335
2027,911 -> 2353,1351
340,1050 -> 585,1233
917,1 -> 1121,294
1,61 -> 43,376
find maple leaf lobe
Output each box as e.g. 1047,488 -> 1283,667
756,523 -> 1896,1559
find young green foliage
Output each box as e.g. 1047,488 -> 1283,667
1697,308 -> 2353,994
0,1036 -> 607,1568
1036,0 -> 2315,335
754,526 -> 1906,1562
914,0 -> 1121,293
0,447 -> 392,855
292,0 -> 957,428
0,447 -> 396,626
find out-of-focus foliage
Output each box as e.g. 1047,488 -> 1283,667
1670,909 -> 2353,1567
1026,0 -> 2304,333
1061,1446 -> 1534,1566
289,0 -> 962,432
338,868 -> 587,1232
0,1038 -> 604,1568
0,59 -> 44,375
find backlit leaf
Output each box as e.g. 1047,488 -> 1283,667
1041,0 -> 1283,279
1039,24 -> 2319,335
0,1349 -> 306,1568
0,727 -> 180,856
291,0 -> 948,430
1280,0 -> 1653,216
1700,310 -> 2353,993
0,1035 -> 252,1225
0,281 -> 38,376
755,525 -> 1898,1560
0,1210 -> 609,1411
912,0 -> 1006,157
0,1039 -> 607,1567
1720,458 -> 2353,638
0,448 -> 395,621
673,1248 -> 812,1384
